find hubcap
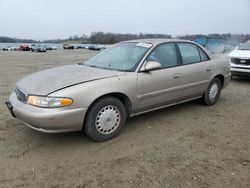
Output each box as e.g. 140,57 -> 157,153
208,83 -> 219,101
95,105 -> 121,135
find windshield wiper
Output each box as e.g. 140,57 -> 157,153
79,63 -> 98,68
86,64 -> 98,68
79,63 -> 128,72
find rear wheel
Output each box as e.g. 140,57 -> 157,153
84,97 -> 126,142
202,78 -> 222,106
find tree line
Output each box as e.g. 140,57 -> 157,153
89,32 -> 172,44
0,36 -> 37,43
1,33 -> 250,44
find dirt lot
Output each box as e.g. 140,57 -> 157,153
0,50 -> 249,188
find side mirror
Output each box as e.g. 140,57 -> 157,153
141,61 -> 161,72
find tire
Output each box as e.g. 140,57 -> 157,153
202,78 -> 222,106
84,97 -> 127,142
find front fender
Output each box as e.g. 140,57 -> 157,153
48,73 -> 138,111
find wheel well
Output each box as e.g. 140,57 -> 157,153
87,93 -> 132,117
214,74 -> 224,87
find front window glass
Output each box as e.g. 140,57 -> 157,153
84,42 -> 151,71
238,43 -> 250,50
147,43 -> 177,68
178,43 -> 201,65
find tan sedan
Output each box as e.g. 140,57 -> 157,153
6,39 -> 231,141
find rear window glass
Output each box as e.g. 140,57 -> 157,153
178,43 -> 201,65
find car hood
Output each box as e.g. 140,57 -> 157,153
17,64 -> 125,95
229,49 -> 250,58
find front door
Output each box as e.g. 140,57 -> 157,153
136,43 -> 183,112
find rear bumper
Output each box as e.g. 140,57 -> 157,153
223,73 -> 231,89
7,92 -> 87,133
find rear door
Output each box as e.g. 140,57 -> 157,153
177,43 -> 214,99
136,43 -> 184,112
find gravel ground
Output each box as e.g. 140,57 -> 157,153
0,50 -> 249,188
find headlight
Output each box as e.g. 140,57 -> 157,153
27,95 -> 73,108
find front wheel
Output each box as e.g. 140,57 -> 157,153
84,97 -> 127,142
202,78 -> 222,106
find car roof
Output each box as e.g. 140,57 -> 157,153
121,38 -> 214,59
122,38 -> 193,46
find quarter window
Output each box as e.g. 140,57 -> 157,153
178,43 -> 201,65
147,43 -> 177,68
198,48 -> 209,61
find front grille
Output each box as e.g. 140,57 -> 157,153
15,88 -> 27,102
231,58 -> 250,65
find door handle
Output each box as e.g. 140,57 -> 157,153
173,74 -> 182,79
206,67 -> 212,72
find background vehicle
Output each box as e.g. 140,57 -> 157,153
19,44 -> 30,51
229,42 -> 250,77
30,44 -> 37,51
43,45 -> 52,50
88,45 -> 102,51
2,47 -> 10,51
2,46 -> 18,51
63,43 -> 74,50
31,45 -> 47,52
44,45 -> 57,50
76,45 -> 87,49
6,39 -> 230,142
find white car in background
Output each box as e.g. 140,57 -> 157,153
229,43 -> 250,77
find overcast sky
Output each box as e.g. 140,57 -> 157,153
0,0 -> 249,40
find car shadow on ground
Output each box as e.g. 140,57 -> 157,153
124,100 -> 200,128
231,76 -> 250,84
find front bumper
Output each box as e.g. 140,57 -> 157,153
7,92 -> 87,133
230,62 -> 250,75
230,67 -> 250,74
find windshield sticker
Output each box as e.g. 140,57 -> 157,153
137,43 -> 152,48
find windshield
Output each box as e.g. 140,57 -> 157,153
84,42 -> 152,71
238,43 -> 250,50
